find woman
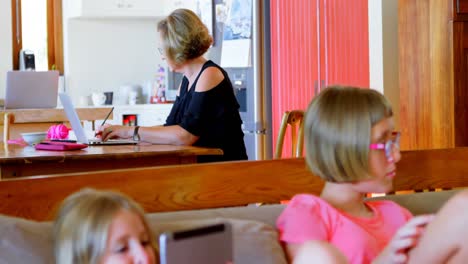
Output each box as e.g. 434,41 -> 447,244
53,188 -> 157,264
101,9 -> 247,162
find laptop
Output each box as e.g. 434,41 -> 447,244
159,222 -> 233,264
5,71 -> 59,109
58,93 -> 137,146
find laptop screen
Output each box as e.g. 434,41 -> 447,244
5,71 -> 59,109
59,93 -> 136,146
58,93 -> 90,144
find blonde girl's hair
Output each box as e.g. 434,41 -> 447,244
53,188 -> 157,264
304,86 -> 393,182
157,8 -> 212,65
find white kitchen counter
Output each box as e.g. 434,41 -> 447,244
111,103 -> 173,111
112,103 -> 173,126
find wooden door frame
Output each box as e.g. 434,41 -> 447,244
11,0 -> 21,71
10,0 -> 63,74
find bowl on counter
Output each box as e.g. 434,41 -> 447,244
21,132 -> 47,145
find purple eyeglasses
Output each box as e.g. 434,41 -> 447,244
369,132 -> 400,160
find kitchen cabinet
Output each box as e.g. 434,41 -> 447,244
112,104 -> 172,126
399,0 -> 468,150
162,0 -> 210,16
164,1 -> 195,15
67,0 -> 167,18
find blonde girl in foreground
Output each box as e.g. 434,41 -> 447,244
53,188 -> 157,264
277,86 -> 468,264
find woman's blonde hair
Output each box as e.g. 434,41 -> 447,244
157,8 -> 212,65
304,86 -> 393,183
53,188 -> 157,264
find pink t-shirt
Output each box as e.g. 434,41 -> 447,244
276,194 -> 412,264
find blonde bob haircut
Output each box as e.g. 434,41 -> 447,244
157,8 -> 212,65
53,188 -> 157,264
304,86 -> 393,183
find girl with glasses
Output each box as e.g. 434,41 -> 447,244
277,86 -> 468,263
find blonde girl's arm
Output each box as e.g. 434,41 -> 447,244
373,215 -> 434,264
285,243 -> 302,262
408,191 -> 468,263
288,241 -> 348,264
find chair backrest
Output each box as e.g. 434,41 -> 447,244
1,108 -> 112,140
0,112 -> 14,142
275,110 -> 304,158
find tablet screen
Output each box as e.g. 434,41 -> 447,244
159,222 -> 233,264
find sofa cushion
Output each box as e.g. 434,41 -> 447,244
0,214 -> 53,264
0,213 -> 287,264
147,204 -> 286,227
367,190 -> 461,215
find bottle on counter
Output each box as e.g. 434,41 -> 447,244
157,83 -> 166,103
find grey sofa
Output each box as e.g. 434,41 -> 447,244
0,190 -> 459,264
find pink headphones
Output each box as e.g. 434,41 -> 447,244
47,124 -> 70,139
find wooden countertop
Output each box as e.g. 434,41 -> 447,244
0,143 -> 222,163
0,143 -> 223,178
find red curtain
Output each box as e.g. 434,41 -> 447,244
270,0 -> 370,158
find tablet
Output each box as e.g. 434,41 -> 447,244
159,222 -> 233,264
34,141 -> 88,151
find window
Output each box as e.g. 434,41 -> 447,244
11,0 -> 63,74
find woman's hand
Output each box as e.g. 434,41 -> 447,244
373,214 -> 434,264
94,123 -> 111,138
98,125 -> 133,141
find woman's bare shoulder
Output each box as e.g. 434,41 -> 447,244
195,66 -> 225,92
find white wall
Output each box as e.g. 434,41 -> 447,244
369,0 -> 399,129
0,0 -> 13,97
1,1 -> 164,105
60,0 -> 167,105
369,0 -> 384,93
64,18 -> 163,104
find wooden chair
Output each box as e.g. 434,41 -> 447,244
0,112 -> 14,142
275,110 -> 304,158
2,108 -> 112,140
